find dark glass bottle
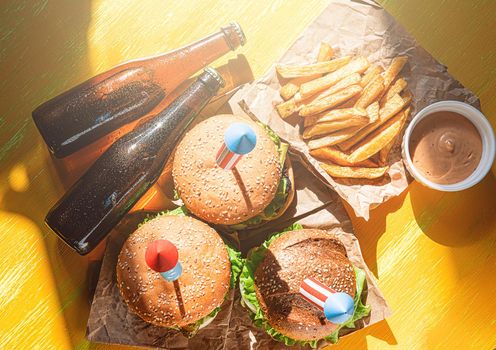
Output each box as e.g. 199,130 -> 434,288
51,54 -> 254,183
45,68 -> 224,255
33,23 -> 245,158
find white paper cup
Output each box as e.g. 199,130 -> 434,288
402,101 -> 495,191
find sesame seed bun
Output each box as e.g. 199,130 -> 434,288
172,114 -> 285,225
116,215 -> 231,328
254,229 -> 356,342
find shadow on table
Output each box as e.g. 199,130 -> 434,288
0,53 -> 255,349
409,173 -> 496,247
408,172 -> 496,345
347,170 -> 496,279
332,319 -> 397,349
0,0 -> 93,348
347,189 -> 408,277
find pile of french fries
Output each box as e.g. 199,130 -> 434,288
275,43 -> 412,180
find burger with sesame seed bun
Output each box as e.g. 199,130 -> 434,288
239,225 -> 370,347
172,114 -> 294,230
116,207 -> 243,337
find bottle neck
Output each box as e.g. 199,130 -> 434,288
155,79 -> 214,126
133,69 -> 223,149
150,29 -> 239,87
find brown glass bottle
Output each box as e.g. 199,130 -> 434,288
33,23 -> 245,158
50,54 -> 254,184
45,68 -> 224,255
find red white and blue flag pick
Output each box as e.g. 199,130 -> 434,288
299,277 -> 354,324
145,239 -> 182,281
216,122 -> 257,170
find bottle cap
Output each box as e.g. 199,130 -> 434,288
221,22 -> 247,50
230,22 -> 246,46
202,67 -> 225,92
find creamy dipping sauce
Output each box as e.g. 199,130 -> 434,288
408,111 -> 482,185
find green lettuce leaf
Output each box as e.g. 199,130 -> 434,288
138,206 -> 190,227
342,266 -> 371,329
258,122 -> 289,171
239,226 -> 371,348
162,206 -> 189,216
258,122 -> 282,150
226,244 -> 244,289
172,188 -> 181,201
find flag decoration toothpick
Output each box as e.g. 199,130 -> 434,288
300,277 -> 354,324
216,122 -> 257,170
145,239 -> 182,281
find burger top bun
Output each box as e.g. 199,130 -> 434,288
116,215 -> 231,328
254,229 -> 356,341
173,114 -> 282,225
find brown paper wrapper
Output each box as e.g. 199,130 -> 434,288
86,157 -> 390,349
229,0 -> 480,219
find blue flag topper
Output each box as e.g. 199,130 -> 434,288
216,122 -> 257,169
300,277 -> 354,324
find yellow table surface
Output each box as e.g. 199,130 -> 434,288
1,1 -> 495,349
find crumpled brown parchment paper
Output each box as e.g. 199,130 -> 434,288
86,156 -> 390,349
229,0 -> 479,219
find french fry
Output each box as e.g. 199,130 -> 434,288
379,78 -> 407,106
366,102 -> 379,123
360,65 -> 384,87
276,56 -> 351,78
300,57 -> 370,98
276,73 -> 361,119
280,77 -> 311,100
276,99 -> 298,119
304,107 -> 367,127
379,139 -> 395,165
310,146 -> 376,167
299,85 -> 362,117
379,105 -> 411,163
316,42 -> 334,62
336,95 -> 360,109
338,93 -> 407,151
280,43 -> 335,100
347,107 -> 410,163
354,75 -> 385,109
277,47 -> 413,173
383,56 -> 408,87
376,56 -> 408,102
295,73 -> 361,103
320,162 -> 389,179
401,90 -> 413,105
303,116 -> 368,139
307,127 -> 361,150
